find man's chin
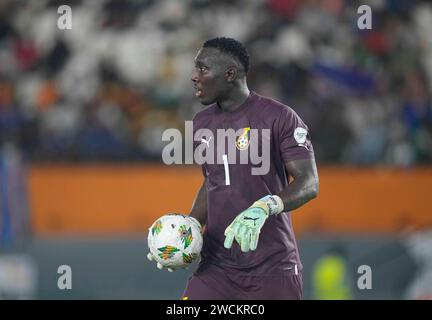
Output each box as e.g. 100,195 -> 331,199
199,98 -> 214,106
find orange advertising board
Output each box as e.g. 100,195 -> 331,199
28,165 -> 432,235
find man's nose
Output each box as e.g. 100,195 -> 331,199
191,70 -> 198,83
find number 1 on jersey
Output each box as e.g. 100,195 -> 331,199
222,154 -> 230,185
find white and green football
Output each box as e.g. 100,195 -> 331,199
147,214 -> 203,270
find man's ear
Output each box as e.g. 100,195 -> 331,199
225,67 -> 237,82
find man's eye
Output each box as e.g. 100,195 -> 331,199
199,67 -> 207,72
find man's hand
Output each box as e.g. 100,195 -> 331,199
224,195 -> 284,252
147,252 -> 194,272
147,252 -> 177,272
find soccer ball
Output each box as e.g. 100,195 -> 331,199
147,214 -> 203,269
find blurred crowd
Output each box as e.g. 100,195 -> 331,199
0,0 -> 431,165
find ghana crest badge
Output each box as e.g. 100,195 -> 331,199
236,127 -> 251,151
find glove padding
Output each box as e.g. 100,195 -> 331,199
224,195 -> 284,252
224,197 -> 271,252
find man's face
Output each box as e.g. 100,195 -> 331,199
191,47 -> 232,105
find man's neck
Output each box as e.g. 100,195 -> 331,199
217,86 -> 250,112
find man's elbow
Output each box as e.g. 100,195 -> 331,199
309,180 -> 319,200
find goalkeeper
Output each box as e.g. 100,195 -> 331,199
150,37 -> 319,300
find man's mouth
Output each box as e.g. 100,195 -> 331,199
194,85 -> 203,98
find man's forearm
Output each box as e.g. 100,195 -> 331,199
189,180 -> 208,226
272,158 -> 319,213
277,176 -> 318,212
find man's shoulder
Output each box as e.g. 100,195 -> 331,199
251,92 -> 297,119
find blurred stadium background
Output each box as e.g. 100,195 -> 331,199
1,0 -> 432,299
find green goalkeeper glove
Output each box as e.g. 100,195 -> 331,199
224,195 -> 284,252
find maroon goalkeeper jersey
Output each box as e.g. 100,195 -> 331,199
192,91 -> 314,275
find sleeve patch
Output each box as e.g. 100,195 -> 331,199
294,127 -> 308,144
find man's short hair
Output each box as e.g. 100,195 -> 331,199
203,37 -> 250,73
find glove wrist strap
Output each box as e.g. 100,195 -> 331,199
252,200 -> 271,216
254,195 -> 284,216
265,195 -> 284,215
